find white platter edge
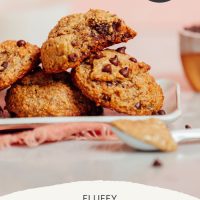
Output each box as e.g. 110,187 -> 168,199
0,79 -> 181,127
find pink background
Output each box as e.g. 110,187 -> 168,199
1,0 -> 200,90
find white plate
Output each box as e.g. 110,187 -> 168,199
0,79 -> 181,128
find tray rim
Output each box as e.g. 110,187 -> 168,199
0,79 -> 181,126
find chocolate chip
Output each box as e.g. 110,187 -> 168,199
152,159 -> 162,167
0,61 -> 8,72
109,55 -> 119,66
135,102 -> 141,109
68,53 -> 78,62
102,64 -> 112,73
116,47 -> 126,54
157,110 -> 166,115
112,21 -> 121,31
91,22 -> 110,35
102,94 -> 111,101
129,57 -> 137,63
94,52 -> 104,59
185,124 -> 192,129
119,67 -> 129,77
17,40 -> 26,47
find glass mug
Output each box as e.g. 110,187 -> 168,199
179,25 -> 200,91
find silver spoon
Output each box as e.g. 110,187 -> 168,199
111,127 -> 200,151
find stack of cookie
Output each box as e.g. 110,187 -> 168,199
1,9 -> 164,117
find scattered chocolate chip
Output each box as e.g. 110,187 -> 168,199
152,159 -> 162,167
119,67 -> 129,77
0,61 -> 8,72
129,57 -> 137,63
91,22 -> 110,35
94,51 -> 104,59
109,55 -> 119,66
102,94 -> 111,101
102,64 -> 112,73
106,82 -> 112,87
116,46 -> 126,54
68,53 -> 78,62
17,40 -> 26,47
135,102 -> 141,109
157,110 -> 166,115
112,21 -> 121,31
185,124 -> 192,129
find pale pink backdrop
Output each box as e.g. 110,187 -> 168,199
1,0 -> 200,90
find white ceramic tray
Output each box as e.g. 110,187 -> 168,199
0,79 -> 181,129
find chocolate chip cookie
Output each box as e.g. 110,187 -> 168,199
72,49 -> 164,115
5,69 -> 103,117
0,40 -> 40,90
41,9 -> 136,73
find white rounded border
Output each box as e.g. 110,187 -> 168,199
0,181 -> 198,200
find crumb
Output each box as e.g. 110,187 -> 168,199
152,159 -> 162,167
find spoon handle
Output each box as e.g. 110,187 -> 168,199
171,128 -> 200,143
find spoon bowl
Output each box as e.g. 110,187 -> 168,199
111,126 -> 200,151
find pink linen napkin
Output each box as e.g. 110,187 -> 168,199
0,123 -> 117,150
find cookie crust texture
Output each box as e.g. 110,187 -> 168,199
5,70 -> 103,117
0,40 -> 40,90
72,49 -> 164,115
41,9 -> 137,73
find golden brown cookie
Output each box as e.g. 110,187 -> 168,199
41,9 -> 136,73
5,69 -> 103,117
0,40 -> 40,90
72,48 -> 164,115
